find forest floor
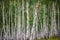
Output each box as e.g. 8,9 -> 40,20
34,36 -> 60,40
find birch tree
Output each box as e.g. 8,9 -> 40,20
40,5 -> 48,38
2,0 -> 5,40
5,12 -> 9,40
8,0 -> 11,39
50,2 -> 58,36
17,0 -> 22,40
53,2 -> 58,36
57,6 -> 59,32
22,0 -> 26,40
35,2 -> 39,39
13,0 -> 17,39
30,2 -> 39,40
26,0 -> 30,40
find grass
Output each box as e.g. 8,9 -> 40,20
48,36 -> 60,40
34,36 -> 60,40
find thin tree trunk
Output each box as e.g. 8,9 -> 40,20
8,0 -> 11,39
50,4 -> 54,36
30,2 -> 39,40
22,0 -> 26,40
13,0 -> 17,39
30,6 -> 36,40
57,6 -> 59,32
17,0 -> 22,40
50,2 -> 58,36
26,0 -> 30,40
53,2 -> 58,35
5,12 -> 9,40
41,5 -> 48,38
2,0 -> 5,40
35,2 -> 39,38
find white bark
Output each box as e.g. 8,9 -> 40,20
26,0 -> 30,39
14,1 -> 17,39
35,12 -> 38,38
5,13 -> 9,40
22,0 -> 26,40
8,0 -> 11,38
30,6 -> 38,40
30,7 -> 36,40
2,1 -> 5,40
40,5 -> 48,38
11,2 -> 13,38
57,6 -> 59,31
50,2 -> 58,36
17,0 -> 22,40
53,2 -> 58,35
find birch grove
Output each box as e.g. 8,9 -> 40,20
0,0 -> 60,40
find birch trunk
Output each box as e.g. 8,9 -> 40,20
8,0 -> 11,39
57,6 -> 59,32
17,0 -> 22,40
11,2 -> 13,39
50,2 -> 58,36
40,5 -> 48,38
2,1 -> 5,40
50,4 -> 54,36
29,2 -> 39,40
22,0 -> 26,40
35,5 -> 38,39
26,0 -> 30,39
29,7 -> 36,40
5,13 -> 9,40
53,2 -> 58,36
13,0 -> 17,39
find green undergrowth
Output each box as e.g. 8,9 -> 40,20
34,36 -> 60,40
48,36 -> 60,40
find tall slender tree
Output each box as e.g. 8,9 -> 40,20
50,1 -> 58,36
26,0 -> 30,40
2,0 -> 5,40
8,0 -> 11,39
22,0 -> 26,40
57,6 -> 59,32
30,1 -> 39,40
17,0 -> 22,40
43,4 -> 48,37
